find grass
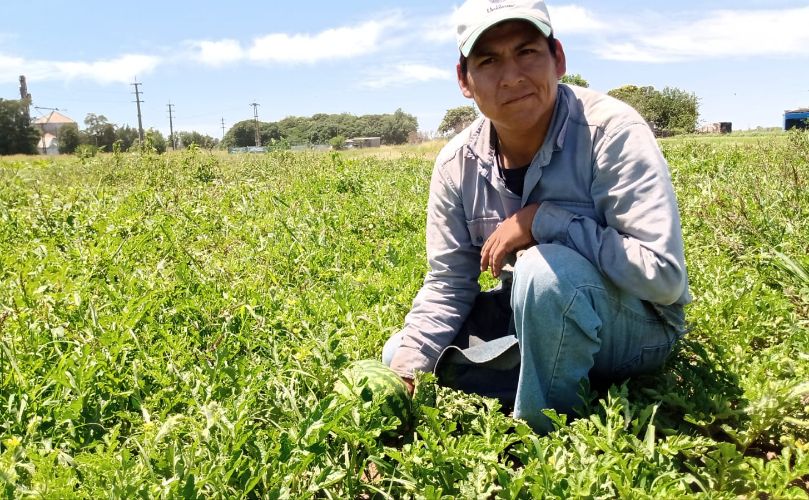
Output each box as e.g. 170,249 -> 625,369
660,130 -> 792,147
1,134 -> 808,498
340,140 -> 447,160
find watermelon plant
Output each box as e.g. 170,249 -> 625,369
0,132 -> 808,497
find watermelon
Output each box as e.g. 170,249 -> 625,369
334,359 -> 412,431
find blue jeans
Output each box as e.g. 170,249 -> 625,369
384,244 -> 682,433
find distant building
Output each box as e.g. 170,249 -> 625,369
344,137 -> 381,149
33,111 -> 77,155
698,122 -> 732,134
784,109 -> 809,131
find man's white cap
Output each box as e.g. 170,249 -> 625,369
456,0 -> 553,57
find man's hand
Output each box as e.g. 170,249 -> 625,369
481,203 -> 539,278
401,377 -> 414,395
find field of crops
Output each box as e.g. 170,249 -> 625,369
1,133 -> 808,498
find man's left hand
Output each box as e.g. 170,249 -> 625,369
481,203 -> 539,278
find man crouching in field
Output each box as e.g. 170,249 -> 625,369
382,0 -> 690,433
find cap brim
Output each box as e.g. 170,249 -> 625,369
460,14 -> 552,57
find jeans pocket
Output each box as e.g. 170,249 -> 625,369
616,341 -> 674,377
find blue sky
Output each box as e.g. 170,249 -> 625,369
2,1 -> 808,138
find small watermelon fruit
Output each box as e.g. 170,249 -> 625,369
334,359 -> 412,433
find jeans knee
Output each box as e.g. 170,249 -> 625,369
513,244 -> 601,298
513,245 -> 566,299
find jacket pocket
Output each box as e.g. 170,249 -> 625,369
466,217 -> 502,247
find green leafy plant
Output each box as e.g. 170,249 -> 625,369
1,133 -> 808,497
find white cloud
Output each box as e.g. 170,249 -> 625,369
597,6 -> 809,62
0,53 -> 26,80
362,63 -> 453,89
549,5 -> 607,35
190,39 -> 244,66
0,53 -> 160,84
53,54 -> 161,83
248,17 -> 402,64
420,13 -> 456,44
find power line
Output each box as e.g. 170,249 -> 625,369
221,117 -> 226,140
250,102 -> 260,147
131,79 -> 144,143
167,102 -> 176,150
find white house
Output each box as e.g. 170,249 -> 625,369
33,111 -> 76,155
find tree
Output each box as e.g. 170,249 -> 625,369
222,120 -> 281,148
83,113 -> 116,151
224,110 -> 419,148
657,87 -> 699,134
177,131 -> 219,149
138,128 -> 166,153
608,85 -> 660,128
608,84 -> 699,134
58,124 -> 81,154
438,106 -> 479,136
560,73 -> 589,87
115,125 -> 140,152
381,108 -> 418,145
329,135 -> 346,150
222,120 -> 256,148
0,99 -> 39,155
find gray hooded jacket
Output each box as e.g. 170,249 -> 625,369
390,84 -> 691,378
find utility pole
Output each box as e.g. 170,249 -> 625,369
167,102 -> 176,150
220,117 -> 226,140
131,80 -> 144,143
250,102 -> 261,147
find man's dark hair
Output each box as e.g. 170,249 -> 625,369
459,33 -> 557,76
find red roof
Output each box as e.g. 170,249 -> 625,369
33,111 -> 75,125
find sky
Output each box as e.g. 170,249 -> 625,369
2,1 -> 808,139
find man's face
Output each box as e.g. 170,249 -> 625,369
458,20 -> 566,136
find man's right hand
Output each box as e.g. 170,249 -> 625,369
481,203 -> 539,278
401,377 -> 414,395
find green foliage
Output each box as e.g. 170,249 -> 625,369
438,106 -> 478,136
329,135 -> 347,150
177,131 -> 219,150
560,73 -> 589,87
74,144 -> 98,159
608,84 -> 700,134
114,125 -> 141,152
57,124 -> 81,154
140,128 -> 167,153
0,98 -> 39,155
1,133 -> 808,496
223,110 -> 419,148
83,113 -> 117,152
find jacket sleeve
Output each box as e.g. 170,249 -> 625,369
389,159 -> 481,378
532,122 -> 688,305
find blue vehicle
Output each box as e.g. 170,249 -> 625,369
784,109 -> 809,130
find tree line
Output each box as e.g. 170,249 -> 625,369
223,109 -> 418,148
0,104 -> 222,156
0,105 -> 419,155
57,114 -> 220,154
